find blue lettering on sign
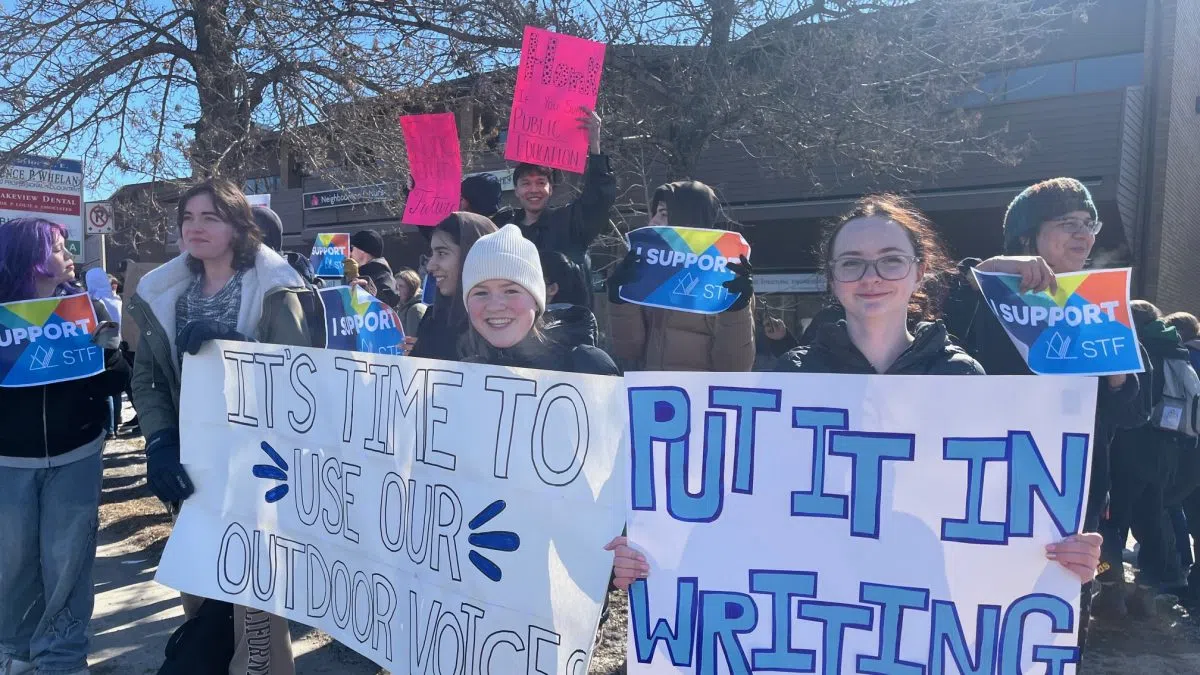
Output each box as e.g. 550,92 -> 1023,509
1008,432 -> 1088,538
631,574 -> 1081,674
748,569 -> 818,672
857,583 -> 929,675
709,387 -> 782,495
624,384 -> 1089,674
696,590 -> 758,675
929,601 -> 1001,675
628,388 -> 1090,541
941,437 -> 1010,545
790,408 -> 850,520
828,431 -> 916,539
629,578 -> 697,666
998,594 -> 1075,675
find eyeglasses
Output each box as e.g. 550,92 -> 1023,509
1048,217 -> 1102,236
830,255 -> 919,282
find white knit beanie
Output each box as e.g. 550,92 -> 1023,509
461,224 -> 546,313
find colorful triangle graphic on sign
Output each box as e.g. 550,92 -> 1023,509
1,300 -> 57,326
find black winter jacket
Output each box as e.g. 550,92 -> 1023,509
493,154 -> 616,303
410,298 -> 467,362
360,258 -> 401,309
543,304 -> 599,348
776,321 -> 984,375
462,335 -> 619,376
1,298 -> 131,462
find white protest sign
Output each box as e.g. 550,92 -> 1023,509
624,372 -> 1097,674
157,342 -> 628,673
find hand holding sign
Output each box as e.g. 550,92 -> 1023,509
616,226 -> 752,315
972,267 -> 1144,375
506,26 -> 607,173
400,113 -> 462,226
318,285 -> 405,355
311,233 -> 350,278
578,106 -> 602,154
0,294 -> 102,387
976,255 -> 1059,294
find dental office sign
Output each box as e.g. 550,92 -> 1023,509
973,267 -> 1144,376
0,294 -> 102,387
0,154 -> 84,261
626,371 -> 1096,674
619,226 -> 751,314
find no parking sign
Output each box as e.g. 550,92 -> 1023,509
84,201 -> 113,234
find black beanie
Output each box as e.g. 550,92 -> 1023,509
252,206 -> 283,251
1002,178 -> 1098,253
461,173 -> 503,216
350,229 -> 384,259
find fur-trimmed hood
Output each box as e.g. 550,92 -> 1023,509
133,245 -> 306,366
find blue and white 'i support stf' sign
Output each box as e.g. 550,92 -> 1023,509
972,267 -> 1144,376
618,226 -> 751,315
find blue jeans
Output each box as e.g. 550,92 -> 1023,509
0,450 -> 103,674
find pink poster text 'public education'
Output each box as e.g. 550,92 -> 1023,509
505,26 -> 606,174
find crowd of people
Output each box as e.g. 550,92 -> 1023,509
1,113 -> 1198,673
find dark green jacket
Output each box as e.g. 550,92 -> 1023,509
127,247 -> 320,441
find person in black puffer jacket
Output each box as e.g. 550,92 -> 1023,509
775,195 -> 983,377
408,212 -> 498,362
609,195 -> 1101,598
0,218 -> 130,675
457,224 -> 618,376
539,249 -> 599,349
780,319 -> 981,375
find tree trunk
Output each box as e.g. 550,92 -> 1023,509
190,0 -> 250,180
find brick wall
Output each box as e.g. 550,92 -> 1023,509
1146,0 -> 1200,315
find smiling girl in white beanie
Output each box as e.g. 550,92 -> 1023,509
459,224 -> 618,375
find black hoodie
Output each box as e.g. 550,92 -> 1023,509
776,320 -> 984,375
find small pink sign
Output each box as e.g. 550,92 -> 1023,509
400,112 -> 462,226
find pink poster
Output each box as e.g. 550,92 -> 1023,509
505,26 -> 607,174
400,113 -> 462,226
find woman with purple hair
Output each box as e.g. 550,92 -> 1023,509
0,218 -> 129,675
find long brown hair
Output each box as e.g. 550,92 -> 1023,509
820,194 -> 952,321
429,212 -> 498,329
178,178 -> 263,274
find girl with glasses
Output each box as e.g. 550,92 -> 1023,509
779,194 -> 983,375
609,194 -> 1103,595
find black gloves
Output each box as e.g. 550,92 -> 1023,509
178,320 -> 253,356
723,256 -> 754,312
607,250 -> 642,305
145,430 -> 194,505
